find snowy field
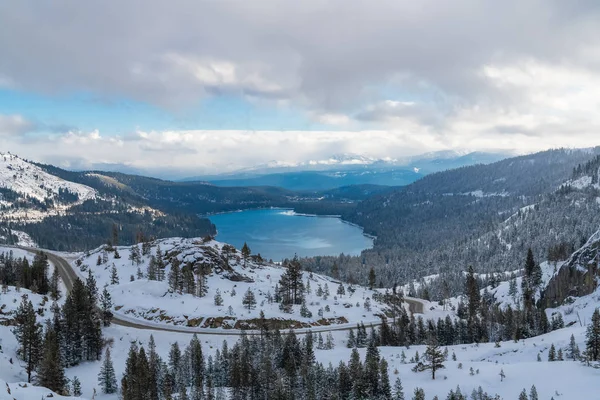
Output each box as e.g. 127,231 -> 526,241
71,238 -> 391,330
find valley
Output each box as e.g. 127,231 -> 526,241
1,148 -> 600,400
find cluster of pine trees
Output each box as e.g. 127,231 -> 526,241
12,273 -> 104,394
116,329 -> 395,400
0,251 -> 54,295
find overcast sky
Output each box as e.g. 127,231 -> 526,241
1,0 -> 600,176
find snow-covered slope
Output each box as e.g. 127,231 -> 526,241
0,153 -> 95,203
73,238 -> 392,330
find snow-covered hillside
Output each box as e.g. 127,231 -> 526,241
73,238 -> 392,330
0,153 -> 95,204
0,153 -> 96,224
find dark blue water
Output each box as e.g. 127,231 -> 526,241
209,208 -> 373,261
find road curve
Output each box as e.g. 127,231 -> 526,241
17,246 -> 425,336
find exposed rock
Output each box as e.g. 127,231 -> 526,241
541,229 -> 600,308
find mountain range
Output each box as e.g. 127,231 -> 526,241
182,151 -> 509,190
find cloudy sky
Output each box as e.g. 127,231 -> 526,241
1,0 -> 600,177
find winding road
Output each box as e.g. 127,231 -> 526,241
18,246 -> 424,336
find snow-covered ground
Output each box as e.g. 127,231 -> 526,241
1,244 -> 600,399
72,238 -> 391,330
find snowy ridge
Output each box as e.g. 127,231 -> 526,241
0,153 -> 95,203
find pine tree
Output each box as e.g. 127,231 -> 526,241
13,295 -> 42,382
98,347 -> 118,394
189,334 -> 205,390
412,387 -> 425,400
72,376 -> 82,396
242,288 -> 257,310
393,377 -> 405,400
49,267 -> 60,300
37,324 -> 65,394
364,338 -> 380,397
110,264 -> 119,285
31,251 -> 50,294
146,335 -> 161,400
278,256 -> 305,305
129,245 -> 141,266
147,255 -> 158,280
529,385 -> 539,400
414,341 -> 445,380
214,289 -> 224,306
100,286 -> 113,326
337,283 -> 345,297
548,344 -> 556,361
518,389 -> 528,400
368,267 -> 376,290
300,300 -> 312,318
586,308 -> 600,361
347,329 -> 357,348
241,242 -> 251,267
168,258 -> 181,293
86,269 -> 98,305
567,334 -> 581,360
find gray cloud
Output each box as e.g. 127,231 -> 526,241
1,1 -> 599,112
0,114 -> 37,136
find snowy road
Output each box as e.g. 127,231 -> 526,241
17,246 -> 424,335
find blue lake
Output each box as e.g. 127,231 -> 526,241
209,208 -> 373,261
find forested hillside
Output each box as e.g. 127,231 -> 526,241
302,148 -> 600,298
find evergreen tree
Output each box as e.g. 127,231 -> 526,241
518,389 -> 529,400
567,334 -> 581,360
214,289 -> 224,306
393,377 -> 405,400
49,267 -> 60,300
529,385 -> 539,400
548,344 -> 556,361
414,341 -> 445,380
337,283 -> 345,297
146,336 -> 161,400
110,264 -> 119,285
412,387 -> 425,400
147,255 -> 158,281
242,288 -> 257,310
369,266 -> 376,290
37,324 -> 65,394
586,308 -> 600,361
278,256 -> 305,305
168,258 -> 181,293
189,334 -> 204,390
72,376 -> 82,397
98,347 -> 118,394
300,300 -> 312,318
129,245 -> 141,266
241,242 -> 251,267
31,251 -> 50,294
100,286 -> 113,326
13,295 -> 42,382
86,269 -> 98,305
